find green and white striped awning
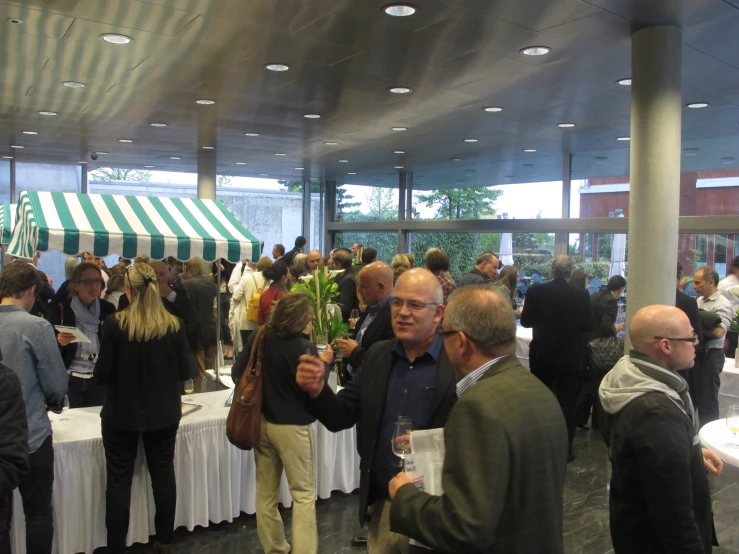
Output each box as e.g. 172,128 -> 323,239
8,191 -> 261,263
0,204 -> 16,245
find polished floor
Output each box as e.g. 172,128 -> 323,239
123,428 -> 739,554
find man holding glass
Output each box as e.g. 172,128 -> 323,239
297,268 -> 457,554
388,286 -> 568,554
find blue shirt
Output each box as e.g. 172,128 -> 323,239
0,305 -> 68,452
372,333 -> 443,499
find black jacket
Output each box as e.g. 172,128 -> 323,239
676,290 -> 704,355
0,361 -> 29,525
94,316 -> 198,431
305,338 -> 457,526
347,300 -> 395,370
180,274 -> 218,349
281,247 -> 301,268
335,270 -> 359,323
601,392 -> 713,553
589,289 -> 618,342
46,297 -> 117,369
455,268 -> 491,288
521,277 -> 595,373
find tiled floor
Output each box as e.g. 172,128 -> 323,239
125,428 -> 739,554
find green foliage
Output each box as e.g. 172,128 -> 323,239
89,167 -> 152,182
415,187 -> 502,220
412,233 -> 480,279
290,270 -> 347,342
217,174 -> 232,187
512,253 -> 612,280
278,180 -> 321,193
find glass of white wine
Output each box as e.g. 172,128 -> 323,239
349,309 -> 360,330
726,405 -> 739,449
392,416 -> 413,470
184,379 -> 194,399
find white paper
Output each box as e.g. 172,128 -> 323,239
54,326 -> 91,344
404,428 -> 446,549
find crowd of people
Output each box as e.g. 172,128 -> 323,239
0,240 -> 738,554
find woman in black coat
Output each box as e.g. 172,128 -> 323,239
94,263 -> 198,554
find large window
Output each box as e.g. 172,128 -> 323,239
337,184 -> 398,222
334,232 -> 397,263
0,159 -> 9,204
16,162 -> 81,193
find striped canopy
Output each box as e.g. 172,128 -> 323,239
8,191 -> 261,263
0,204 -> 16,245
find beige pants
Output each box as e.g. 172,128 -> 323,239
254,415 -> 317,554
192,344 -> 217,393
369,499 -> 409,554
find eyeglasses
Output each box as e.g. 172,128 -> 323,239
653,332 -> 699,343
438,329 -> 460,338
76,278 -> 104,287
390,298 -> 439,312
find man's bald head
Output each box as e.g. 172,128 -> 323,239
396,268 -> 443,305
630,304 -> 697,371
306,250 -> 323,269
358,262 -> 394,306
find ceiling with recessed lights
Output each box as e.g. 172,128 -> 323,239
2,0 -> 739,189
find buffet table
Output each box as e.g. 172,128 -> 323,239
699,419 -> 739,468
720,358 -> 739,418
515,325 -> 533,369
11,390 -> 360,554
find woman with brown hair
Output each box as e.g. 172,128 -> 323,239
496,265 -> 521,318
257,261 -> 289,325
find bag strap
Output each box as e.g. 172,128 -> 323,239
243,325 -> 269,380
251,273 -> 264,294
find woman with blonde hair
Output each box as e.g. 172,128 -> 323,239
391,253 -> 412,282
230,256 -> 273,352
103,274 -> 127,310
94,263 -> 198,554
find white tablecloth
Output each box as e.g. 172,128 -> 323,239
720,358 -> 739,417
515,326 -> 533,369
11,390 -> 360,554
699,418 -> 739,468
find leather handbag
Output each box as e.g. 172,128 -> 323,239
587,336 -> 625,376
226,325 -> 268,450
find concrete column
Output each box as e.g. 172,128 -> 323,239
398,171 -> 412,253
302,180 -> 312,248
9,159 -> 16,203
197,149 -> 216,200
324,180 -> 336,252
626,26 -> 683,334
80,164 -> 88,194
554,153 -> 572,256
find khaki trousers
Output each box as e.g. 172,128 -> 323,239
192,344 -> 217,393
368,499 -> 409,554
254,415 -> 317,554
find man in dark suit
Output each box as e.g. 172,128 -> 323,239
180,258 -> 218,392
389,286 -> 567,553
151,261 -> 193,324
676,262 -> 702,406
332,248 -> 359,322
335,262 -> 395,375
521,255 -> 594,460
281,236 -> 306,268
297,269 -> 457,554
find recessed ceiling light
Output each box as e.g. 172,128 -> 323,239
616,136 -> 631,141
523,163 -> 534,167
264,63 -> 290,72
392,127 -> 407,131
38,111 -> 57,116
721,156 -> 735,160
294,167 -> 304,170
393,150 -> 405,154
455,180 -> 464,185
558,123 -> 575,128
7,18 -> 23,24
616,78 -> 632,86
144,165 -> 154,168
684,152 -> 698,156
22,131 -> 38,135
595,156 -> 608,161
101,33 -> 133,44
348,172 -> 357,175
118,139 -> 133,143
170,156 -> 181,160
78,161 -> 87,164
520,46 -> 550,56
484,106 -> 503,112
394,165 -> 404,169
464,138 -> 478,143
452,158 -> 461,162
235,162 -> 246,165
150,122 -> 167,127
524,148 -> 537,152
260,173 -> 269,176
95,151 -> 108,154
244,132 -> 260,137
274,153 -> 286,156
324,142 -> 338,145
686,102 -> 709,109
683,148 -> 699,152
505,175 -> 514,179
464,170 -> 476,176
2,156 -> 13,159
389,87 -> 412,94
195,99 -> 216,105
10,145 -> 24,149
303,113 -> 321,119
62,81 -> 86,88
338,159 -> 349,163
383,4 -> 417,16
202,146 -> 214,150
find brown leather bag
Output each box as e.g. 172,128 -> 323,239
226,326 -> 268,450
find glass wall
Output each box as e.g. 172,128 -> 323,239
337,184 -> 399,222
334,232 -> 397,263
0,159 -> 9,204
16,162 -> 81,194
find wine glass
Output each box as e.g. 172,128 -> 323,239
184,379 -> 194,400
315,335 -> 328,354
349,309 -> 360,330
726,405 -> 739,449
392,416 -> 413,470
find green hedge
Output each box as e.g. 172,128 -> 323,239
513,254 -> 614,280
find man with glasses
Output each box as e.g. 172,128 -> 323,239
296,268 -> 457,554
599,304 -> 723,553
387,285 -> 567,554
693,266 -> 733,424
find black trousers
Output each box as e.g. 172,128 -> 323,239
220,293 -> 232,347
726,331 -> 738,359
696,349 -> 723,425
575,371 -> 603,430
0,435 -> 54,554
67,374 -> 107,408
102,422 -> 179,553
531,366 -> 580,455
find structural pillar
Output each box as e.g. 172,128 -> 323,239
626,26 -> 683,335
302,180 -> 312,248
398,171 -> 412,253
554,153 -> 572,256
80,163 -> 88,194
324,180 -> 337,252
9,159 -> 16,203
197,149 -> 216,200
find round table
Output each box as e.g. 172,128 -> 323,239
699,419 -> 739,468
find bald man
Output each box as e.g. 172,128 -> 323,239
599,305 -> 722,554
297,269 -> 457,554
336,262 -> 396,374
306,249 -> 323,270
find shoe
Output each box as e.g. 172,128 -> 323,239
351,532 -> 369,547
576,424 -> 590,431
568,452 -> 576,463
153,542 -> 171,553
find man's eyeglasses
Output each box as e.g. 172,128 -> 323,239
653,332 -> 699,343
76,278 -> 104,288
390,298 -> 438,312
438,328 -> 481,344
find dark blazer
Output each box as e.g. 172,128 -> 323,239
162,282 -> 194,326
335,270 -> 359,323
281,247 -> 301,268
589,289 -> 618,342
0,362 -> 29,510
347,300 -> 394,369
94,316 -> 198,431
180,274 -> 218,349
390,356 -> 568,554
46,297 -> 117,368
305,338 -> 457,526
521,277 -> 595,373
676,290 -> 702,350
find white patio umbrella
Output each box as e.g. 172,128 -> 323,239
500,233 -> 514,266
609,232 -> 626,278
